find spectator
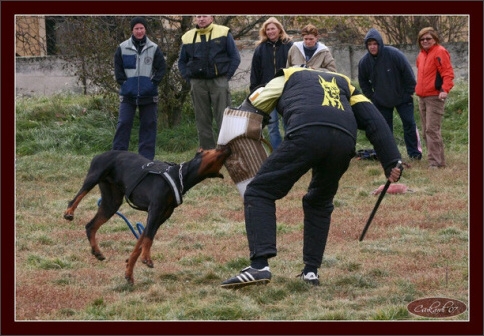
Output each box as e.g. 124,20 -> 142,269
220,67 -> 403,289
178,15 -> 241,149
112,16 -> 167,160
286,23 -> 336,72
250,17 -> 293,151
358,28 -> 422,160
415,27 -> 455,169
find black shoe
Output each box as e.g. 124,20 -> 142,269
221,266 -> 271,289
297,271 -> 320,286
409,154 -> 422,160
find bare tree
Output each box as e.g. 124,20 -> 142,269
53,15 -> 268,128
372,15 -> 468,44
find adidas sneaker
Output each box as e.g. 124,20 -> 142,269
221,266 -> 271,289
297,271 -> 320,286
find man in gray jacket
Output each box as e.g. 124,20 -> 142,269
113,17 -> 166,160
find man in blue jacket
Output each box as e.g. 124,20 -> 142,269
220,67 -> 403,289
358,28 -> 422,160
113,17 -> 167,160
178,15 -> 241,149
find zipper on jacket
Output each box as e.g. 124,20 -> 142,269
273,43 -> 277,75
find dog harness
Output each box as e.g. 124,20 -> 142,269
124,161 -> 184,210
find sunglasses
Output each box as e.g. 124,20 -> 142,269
420,37 -> 433,42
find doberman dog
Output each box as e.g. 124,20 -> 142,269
63,146 -> 231,285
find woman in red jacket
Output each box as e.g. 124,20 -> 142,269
415,27 -> 455,169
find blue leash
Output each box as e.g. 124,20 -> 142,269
97,198 -> 145,239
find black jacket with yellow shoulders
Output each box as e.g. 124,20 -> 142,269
251,68 -> 401,176
178,23 -> 240,81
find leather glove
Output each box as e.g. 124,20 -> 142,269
233,97 -> 270,128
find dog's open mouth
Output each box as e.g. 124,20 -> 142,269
216,144 -> 232,157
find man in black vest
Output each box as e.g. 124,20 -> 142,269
178,16 -> 241,149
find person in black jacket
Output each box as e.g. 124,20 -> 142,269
358,28 -> 422,160
220,68 -> 403,289
112,17 -> 167,160
250,17 -> 293,151
178,15 -> 241,149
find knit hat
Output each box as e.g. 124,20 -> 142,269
130,16 -> 148,31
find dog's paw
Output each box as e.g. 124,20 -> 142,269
91,249 -> 105,261
125,275 -> 134,285
142,259 -> 154,268
63,212 -> 74,221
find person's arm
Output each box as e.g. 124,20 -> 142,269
250,75 -> 285,113
249,47 -> 262,91
177,44 -> 189,81
114,46 -> 126,85
357,58 -> 374,100
436,48 -> 455,94
312,52 -> 337,72
350,87 -> 402,177
396,51 -> 416,97
226,32 -> 241,80
286,46 -> 297,67
151,47 -> 167,86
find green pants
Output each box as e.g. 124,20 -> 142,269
190,76 -> 231,149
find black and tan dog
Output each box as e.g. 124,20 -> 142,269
63,146 -> 231,285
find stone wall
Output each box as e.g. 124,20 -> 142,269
15,42 -> 468,96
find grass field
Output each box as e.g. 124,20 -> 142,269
13,85 -> 473,326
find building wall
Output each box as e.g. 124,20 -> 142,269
16,16 -> 46,57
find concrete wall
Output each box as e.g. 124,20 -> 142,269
15,42 -> 468,96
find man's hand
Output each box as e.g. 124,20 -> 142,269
388,161 -> 403,183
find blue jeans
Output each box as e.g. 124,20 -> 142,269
267,109 -> 285,150
375,101 -> 422,158
112,101 -> 158,160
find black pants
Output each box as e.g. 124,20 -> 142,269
112,101 -> 158,160
244,126 -> 355,268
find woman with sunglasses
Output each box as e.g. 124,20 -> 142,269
415,27 -> 455,169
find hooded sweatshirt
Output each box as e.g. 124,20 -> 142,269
358,28 -> 416,108
286,41 -> 336,72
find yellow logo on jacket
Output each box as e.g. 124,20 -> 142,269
319,76 -> 343,110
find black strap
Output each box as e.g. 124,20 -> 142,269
124,161 -> 176,210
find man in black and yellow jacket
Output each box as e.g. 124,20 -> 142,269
178,15 -> 241,149
220,67 -> 403,289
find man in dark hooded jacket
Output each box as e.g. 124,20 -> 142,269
358,28 -> 422,160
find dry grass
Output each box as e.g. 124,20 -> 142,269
14,147 -> 470,323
